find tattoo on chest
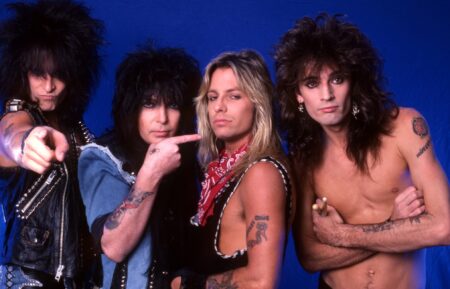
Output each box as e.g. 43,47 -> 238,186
412,117 -> 429,138
206,271 -> 238,289
247,215 -> 269,249
105,187 -> 155,230
416,139 -> 431,158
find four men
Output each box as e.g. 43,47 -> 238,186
0,1 -> 448,289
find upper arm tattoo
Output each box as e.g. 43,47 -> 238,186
105,186 -> 154,230
416,139 -> 431,158
412,117 -> 429,138
361,214 -> 424,233
3,122 -> 14,139
247,215 -> 269,249
206,271 -> 238,289
412,117 -> 432,158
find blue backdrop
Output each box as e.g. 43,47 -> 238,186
1,0 -> 449,288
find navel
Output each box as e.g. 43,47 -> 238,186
364,269 -> 376,289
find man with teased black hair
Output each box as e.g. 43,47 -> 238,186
0,0 -> 103,288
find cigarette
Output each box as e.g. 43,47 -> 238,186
312,204 -> 319,211
320,197 -> 328,216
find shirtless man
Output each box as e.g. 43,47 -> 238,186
274,14 -> 450,289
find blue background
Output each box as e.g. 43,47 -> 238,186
1,0 -> 449,288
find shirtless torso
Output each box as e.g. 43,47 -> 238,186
314,129 -> 424,289
295,108 -> 449,289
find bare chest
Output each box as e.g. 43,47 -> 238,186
313,144 -> 412,223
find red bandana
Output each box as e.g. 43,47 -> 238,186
192,144 -> 248,226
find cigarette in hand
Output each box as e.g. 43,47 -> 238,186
319,197 -> 328,216
312,197 -> 328,216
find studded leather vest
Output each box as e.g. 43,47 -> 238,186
0,99 -> 95,281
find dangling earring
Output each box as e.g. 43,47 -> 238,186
298,103 -> 305,113
352,104 -> 360,119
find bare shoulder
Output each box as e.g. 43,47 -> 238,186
239,160 -> 286,201
243,160 -> 285,184
392,107 -> 435,161
392,107 -> 429,137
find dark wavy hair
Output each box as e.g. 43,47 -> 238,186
274,13 -> 399,173
0,0 -> 104,127
112,43 -> 201,172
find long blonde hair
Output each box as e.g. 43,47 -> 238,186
195,50 -> 283,175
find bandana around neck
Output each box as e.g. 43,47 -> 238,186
191,143 -> 248,226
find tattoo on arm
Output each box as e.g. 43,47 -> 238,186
416,139 -> 431,158
361,214 -> 424,233
105,186 -> 154,230
412,117 -> 429,138
361,221 -> 394,233
3,123 -> 14,139
206,271 -> 238,289
247,215 -> 269,249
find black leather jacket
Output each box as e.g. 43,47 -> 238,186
0,100 -> 96,282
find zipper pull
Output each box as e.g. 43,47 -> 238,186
55,264 -> 65,281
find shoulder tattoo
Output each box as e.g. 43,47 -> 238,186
412,117 -> 429,138
105,187 -> 154,230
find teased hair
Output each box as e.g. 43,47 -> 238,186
274,13 -> 398,173
195,50 -> 283,175
112,43 -> 201,171
0,0 -> 104,127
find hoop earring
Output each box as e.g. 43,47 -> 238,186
298,103 -> 305,113
352,104 -> 360,119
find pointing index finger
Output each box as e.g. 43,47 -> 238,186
167,134 -> 201,145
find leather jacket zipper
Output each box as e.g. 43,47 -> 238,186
55,162 -> 69,282
15,165 -> 64,220
19,170 -> 57,215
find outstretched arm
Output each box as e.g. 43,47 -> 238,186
312,109 -> 450,252
0,111 -> 68,173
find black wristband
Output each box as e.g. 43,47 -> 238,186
20,126 -> 37,155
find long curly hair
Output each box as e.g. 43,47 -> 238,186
274,13 -> 398,173
0,0 -> 104,127
112,43 -> 201,172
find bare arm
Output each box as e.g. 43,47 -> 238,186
293,173 -> 375,272
204,162 -> 287,289
100,134 -> 200,262
313,109 -> 450,252
0,111 -> 68,173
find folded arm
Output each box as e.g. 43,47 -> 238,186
312,109 -> 450,252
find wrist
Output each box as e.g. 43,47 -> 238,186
20,126 -> 37,155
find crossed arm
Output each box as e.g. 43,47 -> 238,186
312,109 -> 450,252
